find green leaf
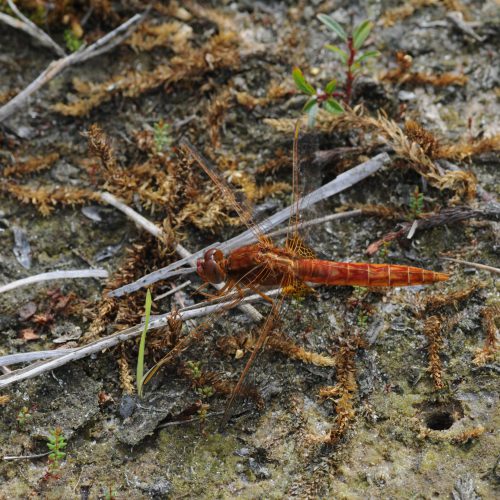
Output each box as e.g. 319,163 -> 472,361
325,44 -> 348,64
353,20 -> 373,50
307,102 -> 319,128
324,98 -> 344,114
303,96 -> 318,112
317,14 -> 347,41
136,289 -> 152,398
292,67 -> 315,96
355,50 -> 380,64
324,79 -> 337,94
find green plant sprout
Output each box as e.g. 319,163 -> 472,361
16,406 -> 32,430
379,241 -> 390,259
409,186 -> 424,218
47,427 -> 67,471
153,120 -> 172,153
293,14 -> 379,126
136,289 -> 152,398
104,486 -> 118,500
356,310 -> 369,328
63,29 -> 83,52
197,385 -> 214,398
186,360 -> 202,379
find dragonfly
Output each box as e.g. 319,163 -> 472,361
147,124 -> 449,428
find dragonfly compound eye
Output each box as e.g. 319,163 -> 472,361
197,248 -> 226,284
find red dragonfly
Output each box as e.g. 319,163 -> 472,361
150,126 -> 449,427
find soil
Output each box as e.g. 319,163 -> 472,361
0,1 -> 498,499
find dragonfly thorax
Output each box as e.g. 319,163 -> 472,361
197,248 -> 227,284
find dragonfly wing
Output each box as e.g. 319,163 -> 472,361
219,290 -> 286,429
179,139 -> 271,248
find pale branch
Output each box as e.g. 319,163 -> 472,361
0,287 -> 276,386
0,13 -> 145,123
99,191 -> 164,239
0,350 -> 76,367
109,152 -> 391,297
154,280 -> 192,301
1,0 -> 65,56
441,257 -> 500,275
0,269 -> 108,294
3,452 -> 50,461
265,209 -> 363,239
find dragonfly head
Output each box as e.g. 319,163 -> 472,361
197,248 -> 226,284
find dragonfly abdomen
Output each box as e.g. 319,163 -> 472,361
296,260 -> 449,287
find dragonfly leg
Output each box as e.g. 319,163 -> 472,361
246,284 -> 275,304
194,280 -> 235,300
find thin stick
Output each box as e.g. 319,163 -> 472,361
2,0 -> 65,56
441,257 -> 500,275
98,191 -> 164,238
0,269 -> 108,294
0,13 -> 145,123
3,452 -> 50,461
266,209 -> 363,239
110,152 -> 390,297
157,411 -> 225,429
154,280 -> 192,301
0,288 -> 274,386
0,349 -> 77,367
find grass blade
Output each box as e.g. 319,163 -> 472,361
137,288 -> 152,398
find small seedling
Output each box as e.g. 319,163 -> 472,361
197,403 -> 210,435
196,385 -> 214,398
153,120 -> 172,154
47,427 -> 67,472
186,360 -> 202,379
104,486 -> 118,500
357,310 -> 369,328
379,241 -> 390,259
63,29 -> 83,52
409,186 -> 424,218
136,289 -> 152,398
16,406 -> 32,430
293,14 -> 379,126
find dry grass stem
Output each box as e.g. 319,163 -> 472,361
0,269 -> 108,295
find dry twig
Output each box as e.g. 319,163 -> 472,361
0,269 -> 108,294
0,0 -> 65,56
366,205 -> 499,255
0,285 -> 276,387
0,12 -> 145,123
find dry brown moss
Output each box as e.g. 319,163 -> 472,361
423,315 -> 445,389
126,20 -> 193,52
206,85 -> 233,149
265,107 -> 489,203
416,281 -> 483,316
474,303 -> 499,365
382,0 -> 437,27
418,424 -> 485,443
3,153 -> 60,178
53,32 -> 240,117
2,182 -> 99,215
118,347 -> 134,395
381,52 -> 468,87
